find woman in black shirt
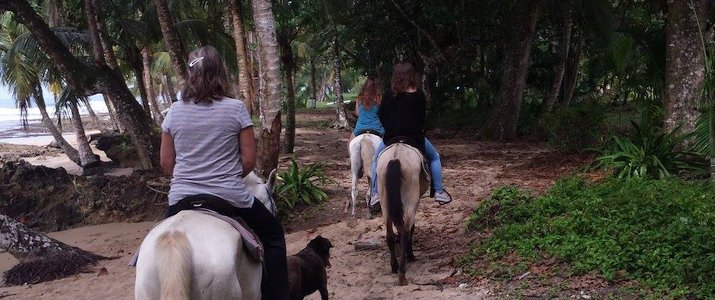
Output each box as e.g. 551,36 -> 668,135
369,61 -> 452,205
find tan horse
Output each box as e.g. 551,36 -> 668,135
376,143 -> 429,286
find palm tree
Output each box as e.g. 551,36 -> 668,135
0,12 -> 82,165
57,88 -> 100,168
0,0 -> 159,169
229,0 -> 255,115
142,46 -> 164,123
251,0 -> 282,179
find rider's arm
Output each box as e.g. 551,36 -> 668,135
160,132 -> 176,176
351,97 -> 360,117
239,126 -> 256,177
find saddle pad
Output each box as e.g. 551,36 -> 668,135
129,208 -> 264,266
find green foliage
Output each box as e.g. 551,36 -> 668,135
542,101 -> 606,152
594,122 -> 704,179
274,158 -> 331,209
465,177 -> 715,297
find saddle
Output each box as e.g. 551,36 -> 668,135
356,128 -> 383,137
377,142 -> 431,196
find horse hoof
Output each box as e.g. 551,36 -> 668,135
398,275 -> 408,286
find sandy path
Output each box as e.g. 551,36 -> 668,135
0,111 -> 588,299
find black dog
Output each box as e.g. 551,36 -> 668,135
287,235 -> 333,300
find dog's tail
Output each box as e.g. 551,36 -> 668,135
360,138 -> 375,179
386,159 -> 404,229
156,230 -> 192,300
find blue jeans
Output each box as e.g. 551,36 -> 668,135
370,138 -> 444,195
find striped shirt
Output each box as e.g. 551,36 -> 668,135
162,98 -> 254,208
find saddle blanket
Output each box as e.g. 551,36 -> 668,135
129,208 -> 264,266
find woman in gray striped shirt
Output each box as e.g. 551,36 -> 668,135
160,46 -> 288,299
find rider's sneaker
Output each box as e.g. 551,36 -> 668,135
370,192 -> 380,206
434,190 -> 452,205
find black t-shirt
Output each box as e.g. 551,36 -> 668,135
378,90 -> 426,153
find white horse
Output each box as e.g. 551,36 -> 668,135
347,132 -> 382,216
134,170 -> 277,300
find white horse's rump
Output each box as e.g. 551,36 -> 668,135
135,211 -> 262,300
135,170 -> 277,300
348,133 -> 382,216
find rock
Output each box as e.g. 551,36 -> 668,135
354,238 -> 382,251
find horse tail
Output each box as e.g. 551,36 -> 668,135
156,231 -> 192,300
360,138 -> 375,177
386,159 -> 404,229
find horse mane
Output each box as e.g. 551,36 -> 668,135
386,159 -> 404,229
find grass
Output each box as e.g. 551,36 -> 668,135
463,177 -> 715,298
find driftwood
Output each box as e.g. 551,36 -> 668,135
0,214 -> 109,285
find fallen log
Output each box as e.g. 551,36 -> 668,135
0,214 -> 109,285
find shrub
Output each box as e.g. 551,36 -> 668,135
594,122 -> 704,179
274,158 -> 331,209
465,177 -> 715,297
542,101 -> 606,152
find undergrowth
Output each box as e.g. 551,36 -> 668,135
464,177 -> 715,298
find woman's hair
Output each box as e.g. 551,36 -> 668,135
390,61 -> 419,96
180,46 -> 231,103
357,77 -> 382,109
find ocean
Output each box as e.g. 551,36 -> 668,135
0,84 -> 109,138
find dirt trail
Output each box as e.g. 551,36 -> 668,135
0,110 -> 589,299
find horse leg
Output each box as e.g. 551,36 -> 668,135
366,177 -> 373,218
348,171 -> 358,215
406,224 -> 416,262
385,219 -> 399,274
398,224 -> 409,286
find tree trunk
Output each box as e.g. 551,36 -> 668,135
279,34 -> 296,154
155,0 -> 187,82
95,0 -> 119,71
102,95 -> 121,132
562,29 -> 582,108
310,56 -> 318,101
0,214 -> 107,285
482,2 -> 540,141
34,89 -> 81,165
230,0 -> 255,115
69,101 -> 99,168
134,66 -> 151,113
542,7 -> 572,115
251,0 -> 282,179
82,98 -> 101,128
164,74 -> 178,104
2,0 -> 159,169
83,0 -> 122,132
83,0 -> 106,66
332,34 -> 349,129
142,47 -> 164,124
664,0 -> 708,135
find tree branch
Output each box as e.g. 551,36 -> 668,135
389,0 -> 446,62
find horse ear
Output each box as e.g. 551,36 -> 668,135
267,169 -> 278,192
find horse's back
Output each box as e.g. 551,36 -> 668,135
135,210 -> 261,300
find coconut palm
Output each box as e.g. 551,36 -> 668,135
56,87 -> 100,168
251,0 -> 282,179
0,12 -> 83,165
